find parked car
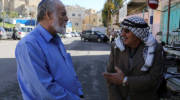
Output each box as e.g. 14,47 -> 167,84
64,33 -> 72,38
17,26 -> 34,39
71,32 -> 80,37
57,33 -> 66,38
0,27 -> 8,40
81,30 -> 109,42
4,28 -> 13,39
69,32 -> 75,37
75,32 -> 80,37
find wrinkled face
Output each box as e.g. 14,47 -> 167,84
121,28 -> 140,47
52,4 -> 68,34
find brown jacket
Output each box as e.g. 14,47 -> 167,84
107,43 -> 163,100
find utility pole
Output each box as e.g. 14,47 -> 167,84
149,8 -> 154,35
166,0 -> 171,44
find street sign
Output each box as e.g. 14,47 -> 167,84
148,0 -> 159,9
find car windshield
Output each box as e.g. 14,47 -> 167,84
96,31 -> 104,35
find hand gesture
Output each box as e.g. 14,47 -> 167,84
103,67 -> 124,85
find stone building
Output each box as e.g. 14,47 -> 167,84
65,5 -> 86,32
82,9 -> 103,31
0,0 -> 41,18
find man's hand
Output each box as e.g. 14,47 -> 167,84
103,67 -> 124,85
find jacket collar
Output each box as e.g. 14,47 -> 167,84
36,24 -> 53,42
126,43 -> 145,70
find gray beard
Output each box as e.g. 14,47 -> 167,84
52,16 -> 66,34
54,25 -> 65,34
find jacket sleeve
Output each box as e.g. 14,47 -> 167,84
127,45 -> 164,92
15,41 -> 80,100
106,43 -> 123,100
107,43 -> 115,73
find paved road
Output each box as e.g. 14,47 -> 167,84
0,37 -> 111,100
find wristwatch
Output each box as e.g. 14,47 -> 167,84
122,76 -> 128,86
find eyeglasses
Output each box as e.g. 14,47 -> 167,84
122,28 -> 130,34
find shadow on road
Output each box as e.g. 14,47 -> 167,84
64,40 -> 111,51
0,58 -> 22,100
72,55 -> 109,100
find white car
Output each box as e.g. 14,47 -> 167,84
0,27 -> 8,40
70,32 -> 75,37
64,33 -> 72,38
17,26 -> 34,39
71,32 -> 80,37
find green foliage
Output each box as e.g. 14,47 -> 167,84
0,18 -> 2,22
0,22 -> 15,28
102,0 -> 123,26
102,3 -> 108,27
1,12 -> 6,17
102,0 -> 115,27
7,11 -> 19,18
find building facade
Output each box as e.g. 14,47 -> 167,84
82,9 -> 103,31
0,0 -> 40,18
66,5 -> 86,32
160,0 -> 180,43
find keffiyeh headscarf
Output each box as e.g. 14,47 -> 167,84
115,16 -> 157,71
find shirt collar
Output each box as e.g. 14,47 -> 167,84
37,24 -> 53,42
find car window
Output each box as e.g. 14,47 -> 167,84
96,31 -> 103,35
21,27 -> 27,32
86,31 -> 91,34
20,27 -> 33,32
91,31 -> 96,35
0,27 -> 6,32
27,28 -> 33,32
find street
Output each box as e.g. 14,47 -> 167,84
0,37 -> 111,100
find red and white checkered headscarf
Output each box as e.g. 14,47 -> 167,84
116,16 -> 157,71
120,16 -> 150,42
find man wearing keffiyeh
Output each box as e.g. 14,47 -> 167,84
103,16 -> 163,100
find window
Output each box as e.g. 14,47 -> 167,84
72,13 -> 75,16
78,14 -> 81,16
93,19 -> 96,22
75,23 -> 79,26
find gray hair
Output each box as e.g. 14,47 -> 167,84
37,0 -> 62,22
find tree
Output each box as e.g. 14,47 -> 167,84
0,18 -> 3,22
1,12 -> 6,17
7,11 -> 19,18
112,0 -> 123,23
102,0 -> 114,27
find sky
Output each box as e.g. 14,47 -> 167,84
61,0 -> 107,11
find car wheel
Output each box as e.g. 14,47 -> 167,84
97,38 -> 101,43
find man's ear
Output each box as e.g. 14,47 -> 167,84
45,12 -> 53,20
